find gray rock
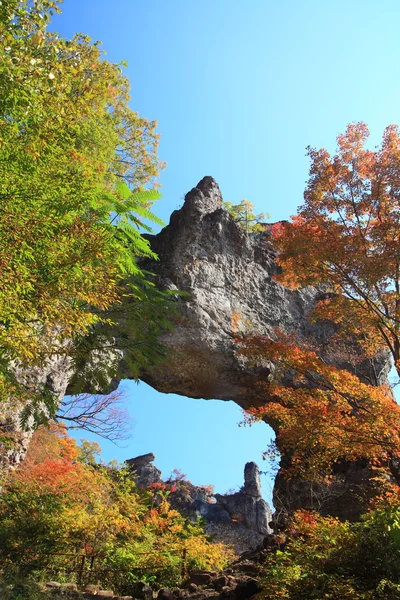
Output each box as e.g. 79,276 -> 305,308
243,463 -> 261,498
46,581 -> 61,589
234,579 -> 260,600
188,572 -> 213,586
139,176 -> 389,405
128,453 -> 272,553
5,176 -> 393,523
157,588 -> 173,600
126,453 -> 162,487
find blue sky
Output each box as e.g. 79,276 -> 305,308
51,0 -> 400,502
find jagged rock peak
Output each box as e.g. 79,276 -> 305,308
126,453 -> 272,554
126,453 -> 161,487
244,462 -> 262,498
184,176 -> 223,215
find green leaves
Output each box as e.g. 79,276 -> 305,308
0,0 -> 172,436
116,180 -> 131,200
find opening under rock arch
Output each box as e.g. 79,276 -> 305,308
69,380 -> 276,507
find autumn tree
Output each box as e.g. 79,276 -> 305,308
223,199 -> 268,233
237,124 -> 400,496
0,424 -> 235,592
0,1 -> 173,430
271,122 -> 400,376
240,334 -> 400,482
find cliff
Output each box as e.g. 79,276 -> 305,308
4,176 -> 392,521
127,453 -> 272,554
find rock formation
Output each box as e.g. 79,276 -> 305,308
4,176 -> 392,521
139,176 -> 389,406
127,453 -> 272,554
135,176 -> 391,520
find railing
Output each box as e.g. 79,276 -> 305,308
41,548 -> 188,587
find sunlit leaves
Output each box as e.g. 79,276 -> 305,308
240,334 -> 400,481
0,425 -> 235,587
261,508 -> 400,599
0,1 -> 171,427
223,199 -> 268,233
272,122 -> 400,374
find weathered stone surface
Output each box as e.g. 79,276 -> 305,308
128,454 -> 272,553
133,176 -> 392,521
46,581 -> 62,589
138,176 -> 389,407
157,588 -> 173,600
126,453 -> 162,487
0,353 -> 74,472
243,463 -> 261,498
233,578 -> 260,600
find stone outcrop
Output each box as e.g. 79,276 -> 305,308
138,176 -> 389,407
126,453 -> 162,487
4,176 -> 392,520
1,354 -> 74,469
134,176 -> 391,520
127,453 -> 272,554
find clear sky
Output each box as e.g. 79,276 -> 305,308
50,0 -> 400,503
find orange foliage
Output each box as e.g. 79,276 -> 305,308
239,334 -> 400,480
272,123 -> 400,374
0,424 -> 235,583
9,423 -> 100,502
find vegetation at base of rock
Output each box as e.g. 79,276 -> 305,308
260,508 -> 400,599
0,0 -> 174,431
0,423 -> 235,595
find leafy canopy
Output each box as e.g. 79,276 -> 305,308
240,334 -> 400,482
0,423 -> 235,593
271,123 -> 400,376
223,199 -> 268,233
261,508 -> 400,600
0,0 -> 174,431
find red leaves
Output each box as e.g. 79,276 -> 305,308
271,122 -> 400,372
239,333 -> 400,481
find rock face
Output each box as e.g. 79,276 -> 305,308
4,176 -> 392,521
126,453 -> 162,487
135,176 -> 391,520
139,176 -> 388,406
127,453 -> 272,554
1,354 -> 74,470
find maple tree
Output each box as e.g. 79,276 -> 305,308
271,122 -> 400,377
234,123 -> 400,495
240,334 -> 400,482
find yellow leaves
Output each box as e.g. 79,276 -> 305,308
272,122 -> 400,375
240,332 -> 400,481
31,30 -> 44,47
184,536 -> 236,572
2,424 -> 235,585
